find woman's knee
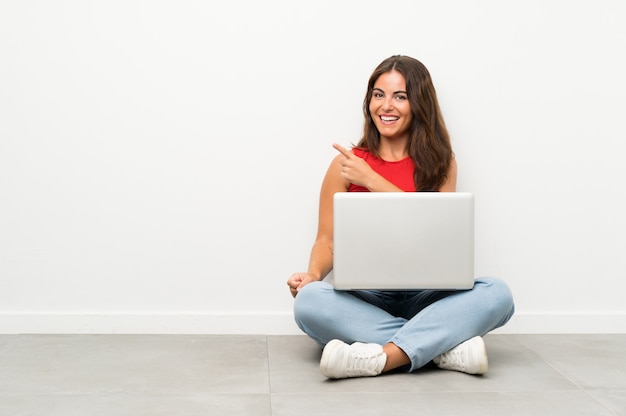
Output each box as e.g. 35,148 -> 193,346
475,277 -> 515,317
293,281 -> 334,324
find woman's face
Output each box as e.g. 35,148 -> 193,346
369,70 -> 412,142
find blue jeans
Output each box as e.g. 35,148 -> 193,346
293,277 -> 515,371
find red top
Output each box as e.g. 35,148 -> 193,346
348,148 -> 416,192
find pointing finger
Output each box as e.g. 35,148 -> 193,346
332,143 -> 353,158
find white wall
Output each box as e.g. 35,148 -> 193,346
1,0 -> 625,334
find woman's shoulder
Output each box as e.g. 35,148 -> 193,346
351,147 -> 370,158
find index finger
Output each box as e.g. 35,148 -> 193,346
332,143 -> 353,158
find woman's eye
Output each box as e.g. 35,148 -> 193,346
373,92 -> 384,98
396,95 -> 408,101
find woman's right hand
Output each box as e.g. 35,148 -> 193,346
287,272 -> 317,298
333,143 -> 402,192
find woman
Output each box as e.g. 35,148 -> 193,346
287,55 -> 514,379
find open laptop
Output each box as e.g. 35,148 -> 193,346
330,192 -> 475,290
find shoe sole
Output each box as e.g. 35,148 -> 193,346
467,336 -> 489,374
320,339 -> 344,378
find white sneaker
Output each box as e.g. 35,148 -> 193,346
320,339 -> 387,379
432,336 -> 488,375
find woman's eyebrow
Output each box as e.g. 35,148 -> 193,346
372,87 -> 407,94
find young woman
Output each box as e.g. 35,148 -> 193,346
286,55 -> 514,379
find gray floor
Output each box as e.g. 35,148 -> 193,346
0,334 -> 625,415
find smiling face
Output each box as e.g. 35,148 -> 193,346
368,70 -> 413,143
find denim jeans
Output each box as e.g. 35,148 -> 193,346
293,277 -> 515,371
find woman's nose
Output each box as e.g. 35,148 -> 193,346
382,97 -> 394,111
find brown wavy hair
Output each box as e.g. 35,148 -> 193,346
357,55 -> 453,191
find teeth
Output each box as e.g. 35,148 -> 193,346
381,116 -> 398,121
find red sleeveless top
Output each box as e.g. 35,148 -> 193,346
348,148 -> 416,192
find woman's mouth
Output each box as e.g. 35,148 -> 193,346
380,116 -> 399,124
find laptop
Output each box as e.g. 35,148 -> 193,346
330,192 -> 475,290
